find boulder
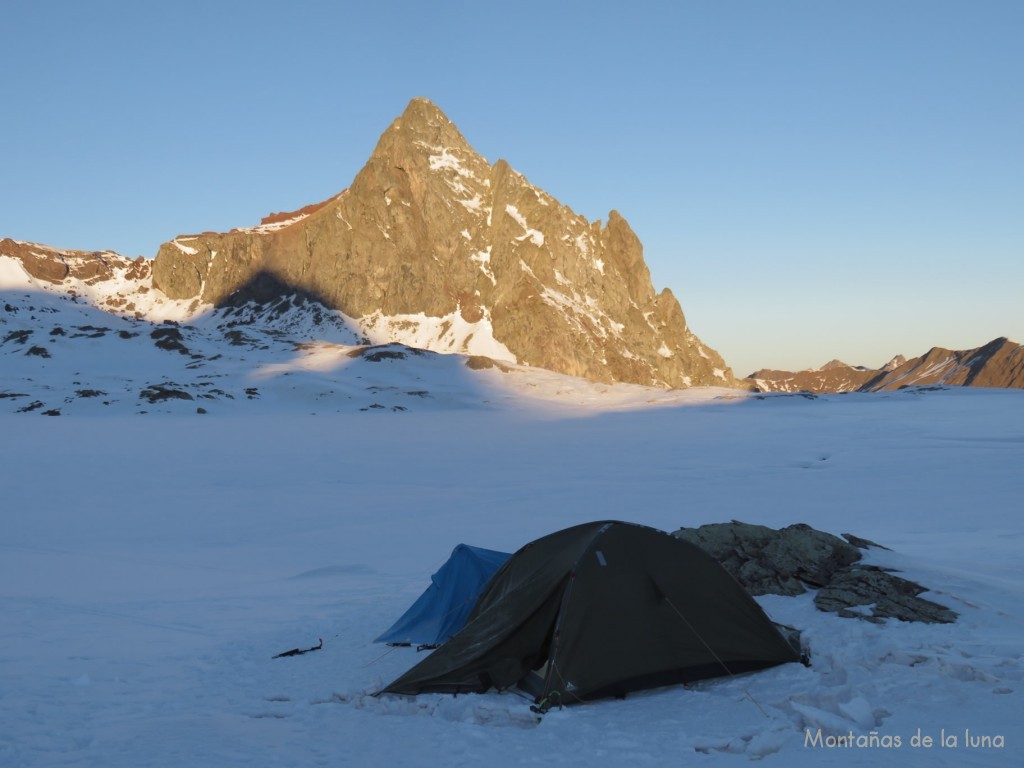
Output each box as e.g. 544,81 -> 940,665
673,521 -> 957,624
815,567 -> 958,624
673,521 -> 860,596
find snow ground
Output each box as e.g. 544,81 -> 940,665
1,385 -> 1021,767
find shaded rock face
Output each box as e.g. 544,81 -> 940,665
150,98 -> 733,388
749,338 -> 1024,393
674,521 -> 956,624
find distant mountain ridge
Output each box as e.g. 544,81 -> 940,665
750,338 -> 1024,393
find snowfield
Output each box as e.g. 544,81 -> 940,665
1,275 -> 1021,767
2,385 -> 1021,767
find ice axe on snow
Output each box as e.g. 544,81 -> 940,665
272,638 -> 323,659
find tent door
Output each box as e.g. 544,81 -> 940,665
517,659 -> 550,698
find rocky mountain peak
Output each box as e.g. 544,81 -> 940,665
820,359 -> 852,371
365,99 -> 481,177
394,97 -> 467,141
882,354 -> 906,372
7,99 -> 736,389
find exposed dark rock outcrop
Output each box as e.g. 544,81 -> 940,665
674,522 -> 860,596
139,384 -> 194,403
674,521 -> 957,624
150,327 -> 190,355
815,567 -> 958,624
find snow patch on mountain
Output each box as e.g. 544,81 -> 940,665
233,213 -> 311,235
360,307 -> 514,362
0,255 -> 36,289
171,238 -> 199,255
470,248 -> 496,285
539,285 -> 622,340
505,204 -> 545,246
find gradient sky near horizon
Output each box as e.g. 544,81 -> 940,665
3,1 -> 1021,376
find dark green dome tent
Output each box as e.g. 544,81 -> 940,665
380,521 -> 802,707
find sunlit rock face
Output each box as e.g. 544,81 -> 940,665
149,98 -> 734,388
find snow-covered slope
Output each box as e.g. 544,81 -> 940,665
2,372 -> 1021,765
3,230 -> 1022,768
1,258 -> 733,416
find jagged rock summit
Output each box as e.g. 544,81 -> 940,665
149,98 -> 733,388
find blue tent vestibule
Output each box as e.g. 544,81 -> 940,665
375,544 -> 510,647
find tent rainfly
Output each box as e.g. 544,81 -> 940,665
375,544 -> 510,648
380,521 -> 802,709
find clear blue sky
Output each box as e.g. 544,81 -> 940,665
3,1 -> 1021,376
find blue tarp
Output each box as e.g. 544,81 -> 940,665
375,544 -> 511,646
